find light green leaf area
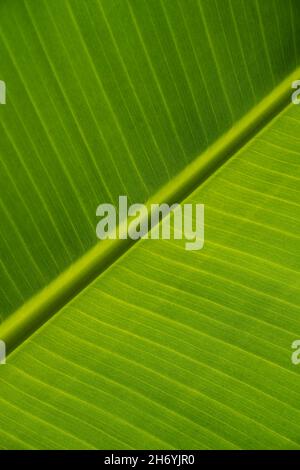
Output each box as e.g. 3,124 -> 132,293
0,104 -> 300,449
0,0 -> 299,318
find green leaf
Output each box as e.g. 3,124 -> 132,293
1,103 -> 300,449
0,0 -> 298,317
0,0 -> 299,450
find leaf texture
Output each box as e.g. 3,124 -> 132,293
0,0 -> 299,318
0,104 -> 299,449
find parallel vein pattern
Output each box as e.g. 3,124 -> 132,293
0,0 -> 299,317
0,105 -> 299,449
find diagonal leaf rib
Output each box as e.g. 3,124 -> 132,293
1,66 -> 299,356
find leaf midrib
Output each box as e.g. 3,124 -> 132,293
1,67 -> 299,356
